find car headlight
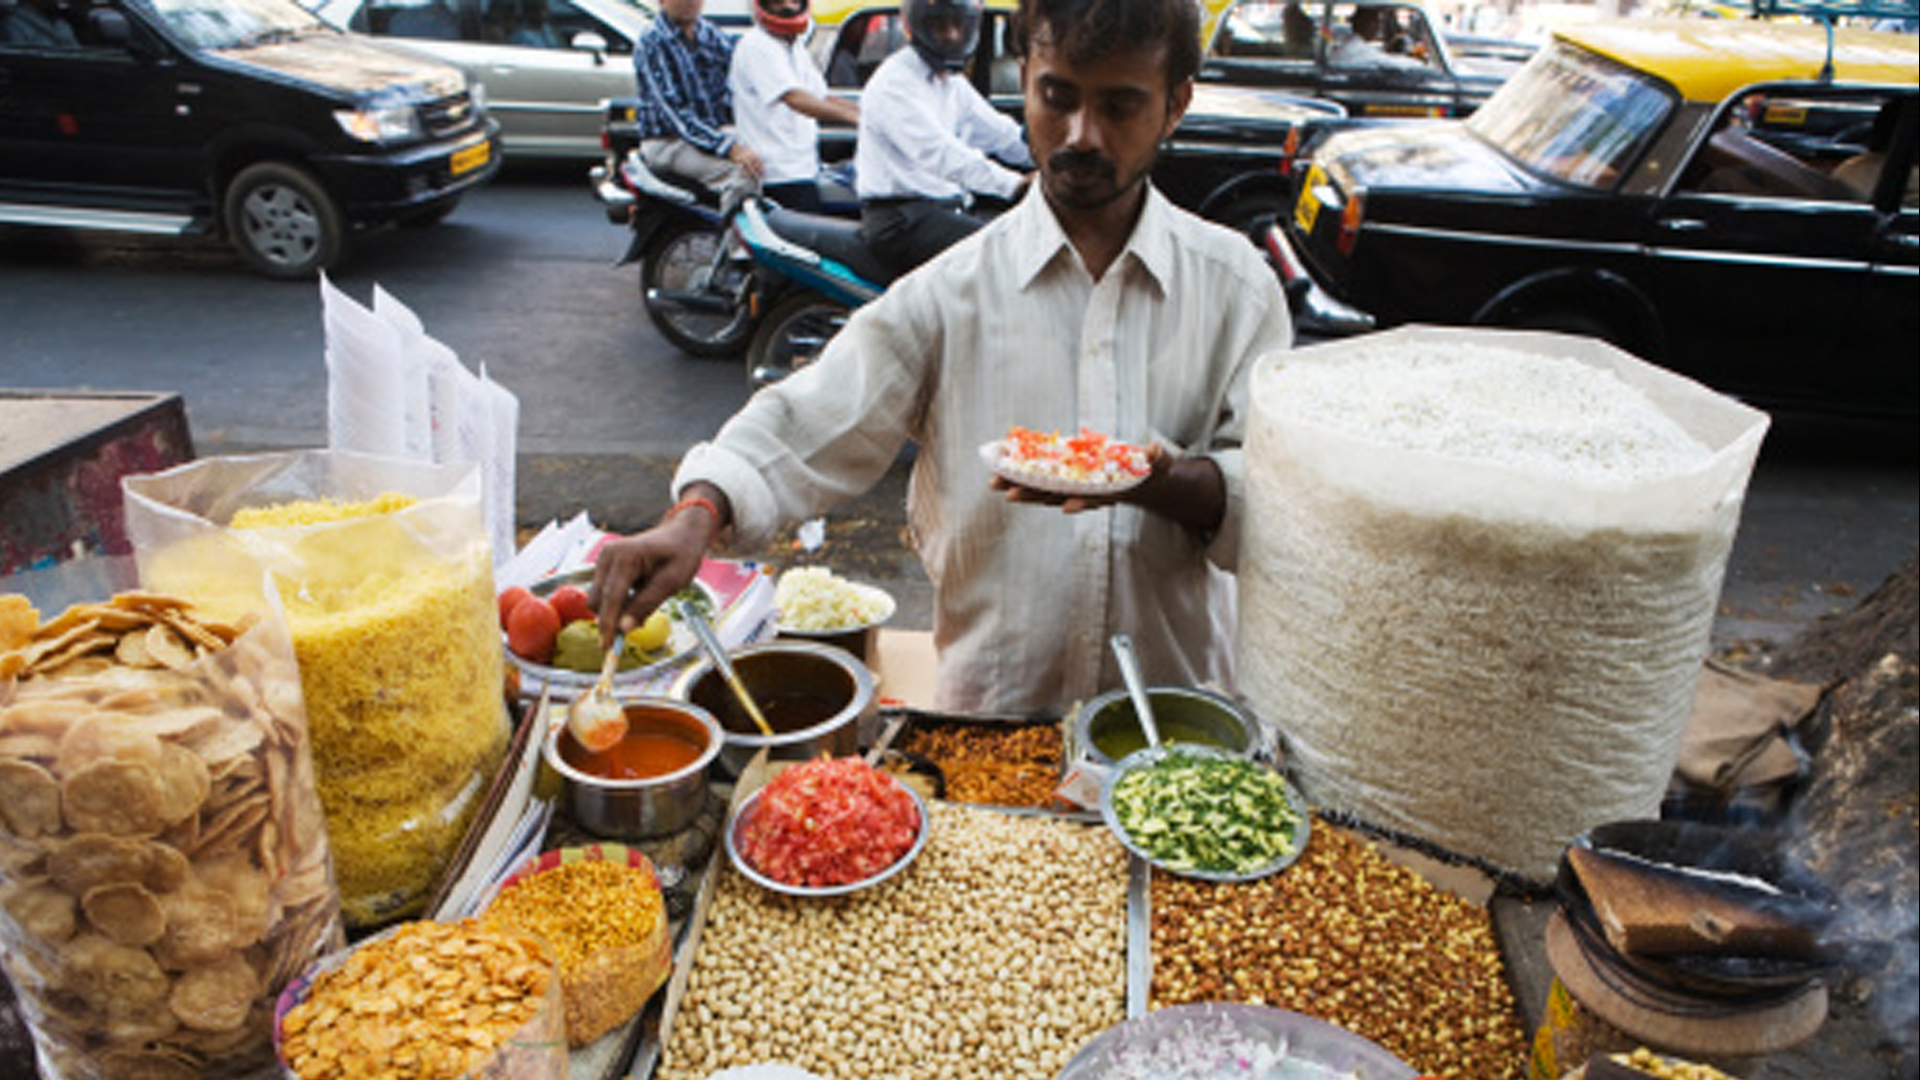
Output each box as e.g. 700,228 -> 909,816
333,104 -> 423,144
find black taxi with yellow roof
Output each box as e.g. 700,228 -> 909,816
1267,17 -> 1918,418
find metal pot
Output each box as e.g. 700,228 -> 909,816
1076,685 -> 1257,768
670,640 -> 877,777
544,697 -> 723,840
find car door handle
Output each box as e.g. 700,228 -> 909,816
1657,217 -> 1707,232
1887,233 -> 1919,250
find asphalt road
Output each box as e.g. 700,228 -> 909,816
2,162 -> 1915,653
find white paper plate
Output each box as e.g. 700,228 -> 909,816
978,438 -> 1150,498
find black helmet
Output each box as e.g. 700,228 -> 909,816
905,0 -> 982,73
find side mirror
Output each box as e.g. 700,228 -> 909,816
88,7 -> 132,46
570,30 -> 606,53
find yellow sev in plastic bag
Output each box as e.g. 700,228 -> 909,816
125,452 -> 510,929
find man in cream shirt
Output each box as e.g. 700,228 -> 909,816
728,0 -> 859,212
593,0 -> 1293,718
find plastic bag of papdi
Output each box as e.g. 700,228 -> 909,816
122,450 -> 511,929
1236,327 -> 1769,883
0,586 -> 344,1080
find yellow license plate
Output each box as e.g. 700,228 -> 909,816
1763,102 -> 1809,126
451,142 -> 491,176
1294,165 -> 1324,234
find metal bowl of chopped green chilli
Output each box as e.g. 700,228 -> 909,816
1098,744 -> 1310,883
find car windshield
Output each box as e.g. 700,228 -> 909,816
1466,40 -> 1673,189
148,0 -> 329,49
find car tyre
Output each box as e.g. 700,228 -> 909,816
1500,306 -> 1654,357
747,290 -> 847,389
223,161 -> 347,279
642,218 -> 754,359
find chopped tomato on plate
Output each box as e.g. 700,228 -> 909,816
736,757 -> 921,888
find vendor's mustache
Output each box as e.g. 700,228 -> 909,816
1048,150 -> 1115,179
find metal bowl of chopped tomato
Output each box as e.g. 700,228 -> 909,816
724,756 -> 931,897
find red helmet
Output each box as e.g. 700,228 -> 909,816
753,0 -> 810,37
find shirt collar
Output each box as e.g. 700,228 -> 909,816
1008,184 -> 1176,296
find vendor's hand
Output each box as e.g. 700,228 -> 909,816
587,512 -> 713,652
990,442 -> 1170,515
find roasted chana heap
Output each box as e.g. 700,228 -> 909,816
279,918 -> 560,1080
1150,821 -> 1528,1080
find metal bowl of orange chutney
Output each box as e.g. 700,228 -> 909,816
544,697 -> 724,839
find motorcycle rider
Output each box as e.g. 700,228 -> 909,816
729,0 -> 860,213
634,0 -> 762,213
853,0 -> 1033,276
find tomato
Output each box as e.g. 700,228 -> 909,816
497,585 -> 535,630
550,584 -> 593,625
737,757 -> 920,888
506,596 -> 561,665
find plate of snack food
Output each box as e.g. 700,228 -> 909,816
725,756 -> 930,898
1099,745 -> 1310,883
1059,1002 -> 1416,1080
979,425 -> 1153,497
774,566 -> 895,636
499,569 -> 718,698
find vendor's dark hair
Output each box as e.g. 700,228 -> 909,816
1008,0 -> 1200,91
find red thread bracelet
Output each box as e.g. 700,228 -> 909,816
663,494 -> 721,528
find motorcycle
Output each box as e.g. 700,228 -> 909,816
593,149 -> 859,359
732,196 -> 896,388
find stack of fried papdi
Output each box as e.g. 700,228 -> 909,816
0,591 -> 342,1080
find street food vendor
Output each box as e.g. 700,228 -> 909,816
591,0 -> 1293,716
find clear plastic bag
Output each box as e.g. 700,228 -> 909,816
275,918 -> 566,1080
0,591 -> 344,1080
122,450 -> 511,927
1238,327 -> 1769,882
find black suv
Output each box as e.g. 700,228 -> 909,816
0,0 -> 501,277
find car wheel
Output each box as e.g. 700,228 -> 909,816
223,162 -> 347,279
747,291 -> 847,390
1506,307 -> 1612,339
642,218 -> 754,359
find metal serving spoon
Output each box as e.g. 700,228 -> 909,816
1109,633 -> 1162,750
681,599 -> 776,738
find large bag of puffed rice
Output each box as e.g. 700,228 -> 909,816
1237,327 -> 1769,883
122,450 -> 510,928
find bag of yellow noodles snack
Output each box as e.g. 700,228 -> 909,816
122,450 -> 511,929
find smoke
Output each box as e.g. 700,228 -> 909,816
1782,650 -> 1920,1070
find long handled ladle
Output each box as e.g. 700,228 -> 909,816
681,599 -> 776,738
1109,633 -> 1162,750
